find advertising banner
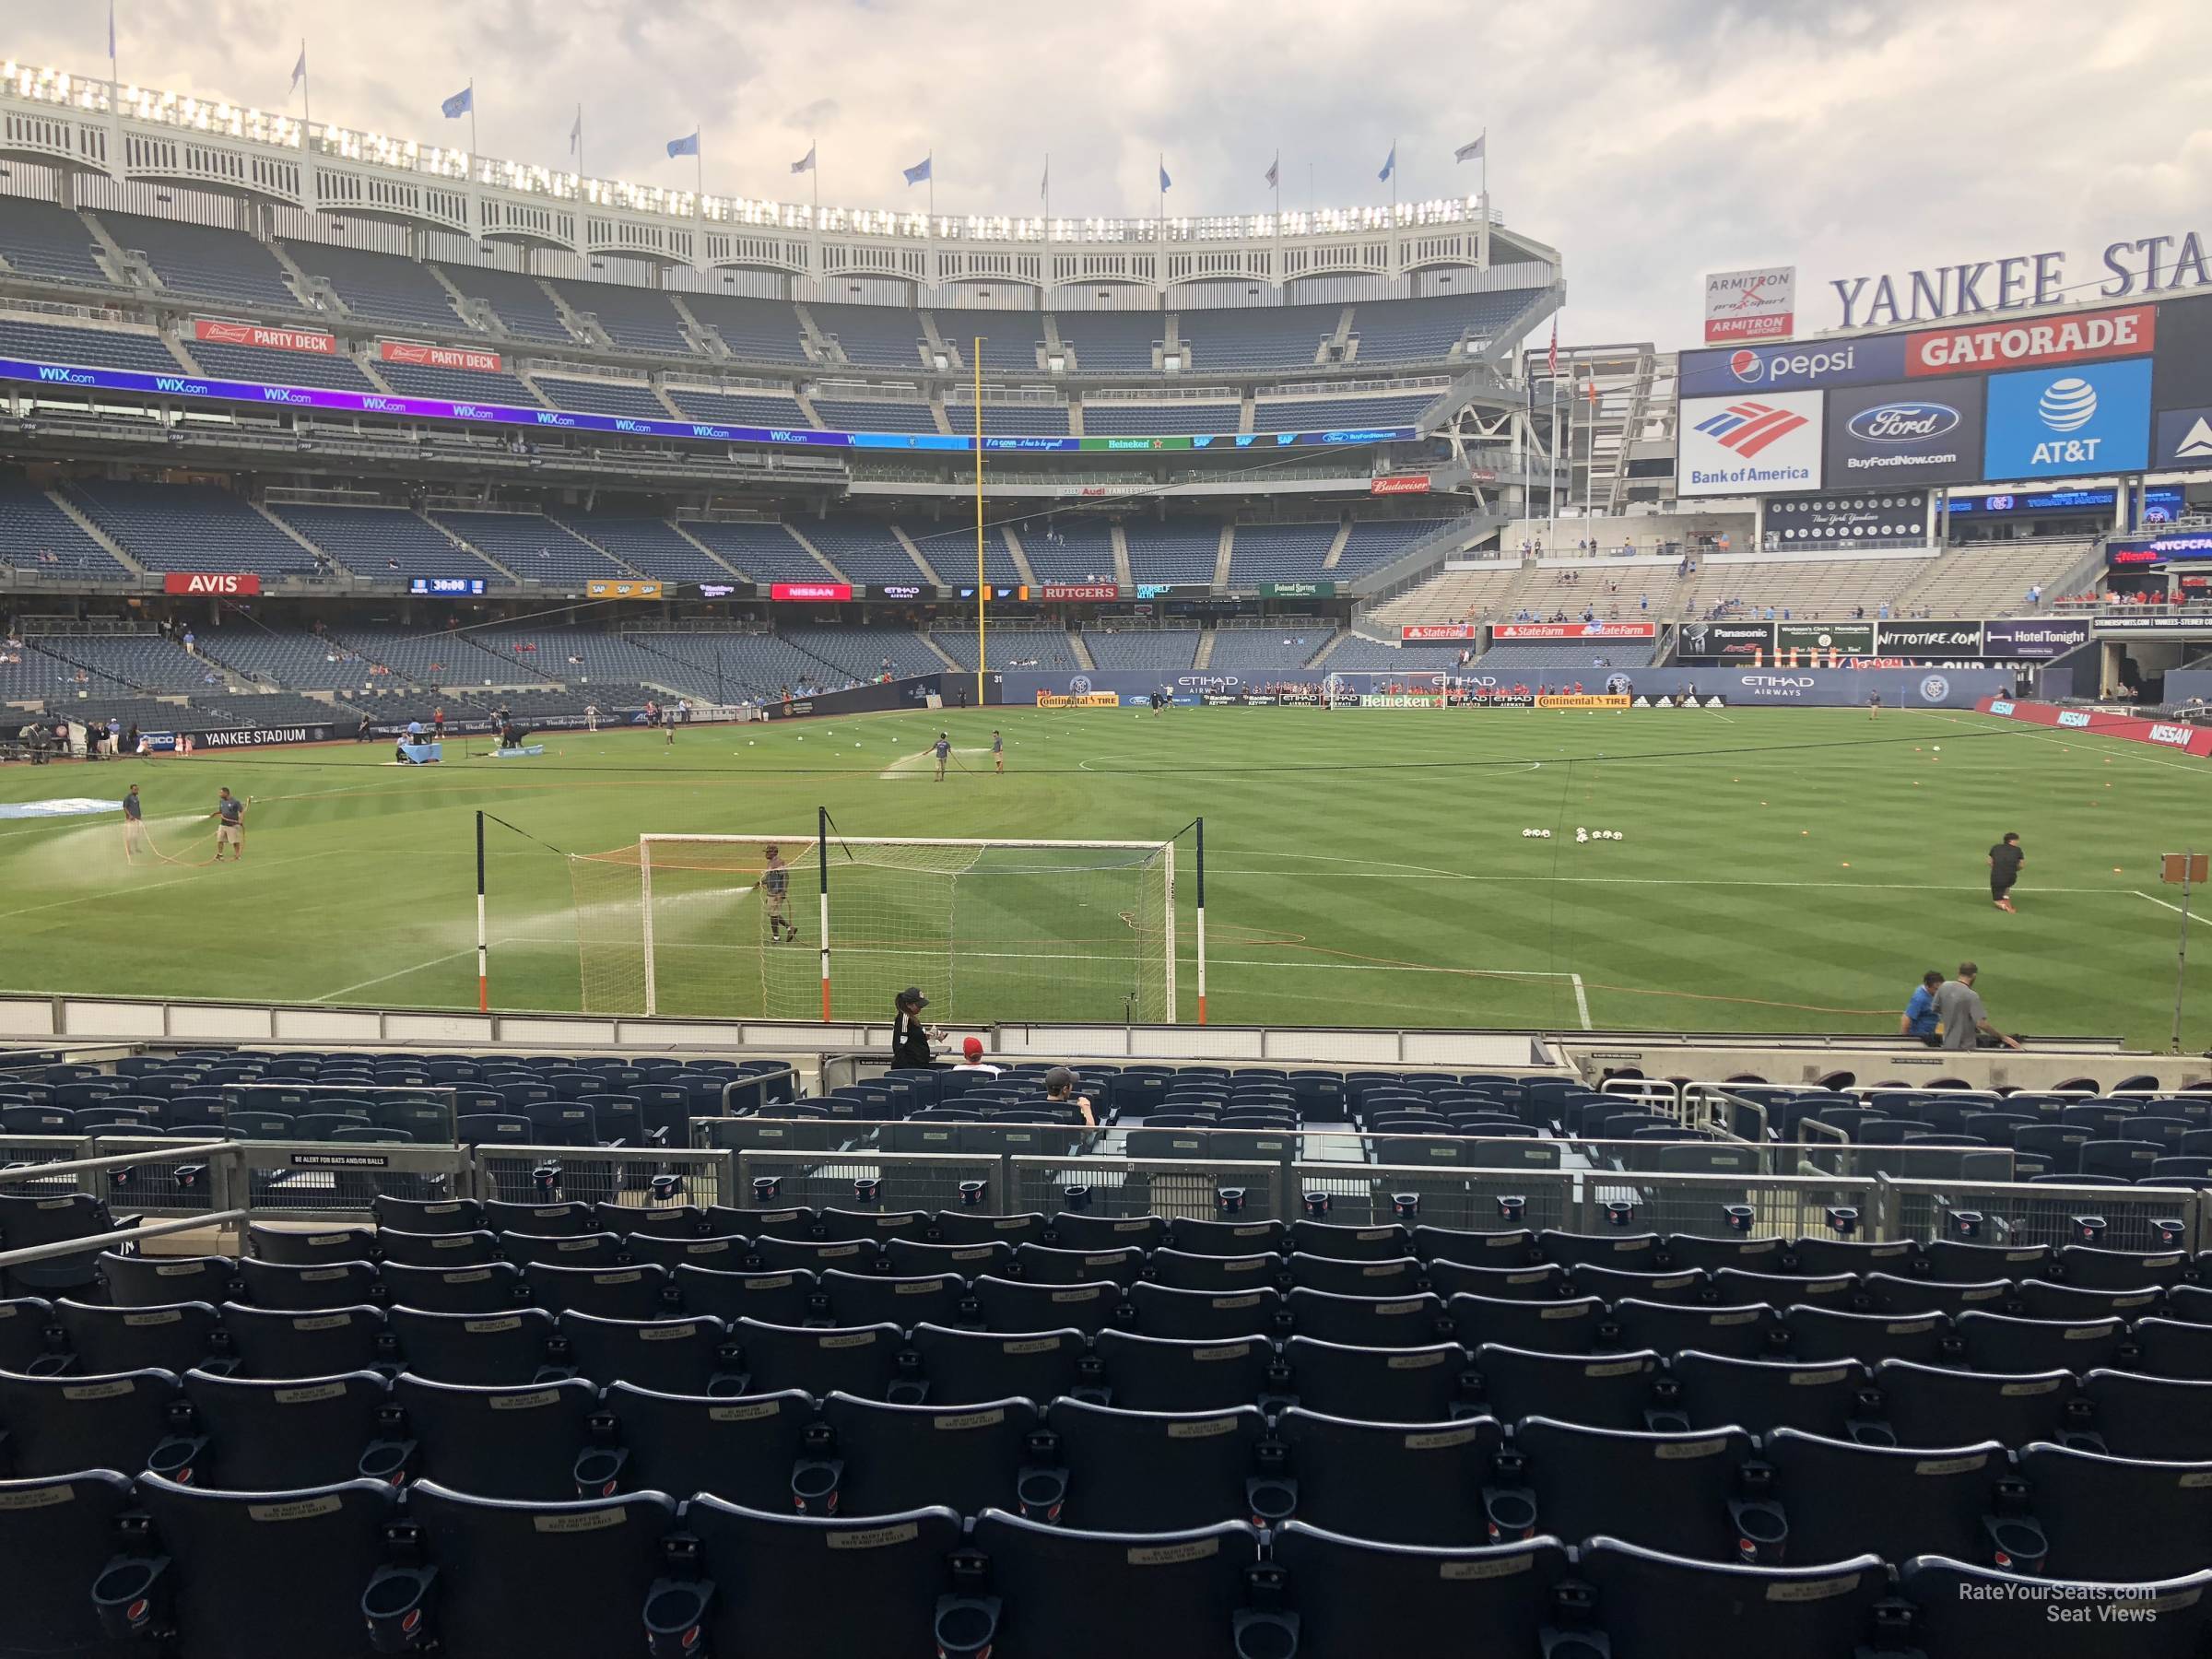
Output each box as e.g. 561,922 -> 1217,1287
1775,622 -> 1877,656
1404,623 -> 1478,640
1876,620 -> 1984,654
696,581 -> 759,599
2106,532 -> 2212,565
1679,391 -> 1823,496
1983,358 -> 2152,481
585,579 -> 663,600
770,582 -> 853,602
1823,377 -> 1985,488
1535,694 -> 1631,709
1765,492 -> 1929,546
1674,620 -> 1774,659
380,339 -> 503,373
1031,582 -> 1120,602
1906,304 -> 2156,376
1259,581 -> 1336,598
1677,336 -> 1904,399
2152,292 -> 2212,408
1491,621 -> 1656,641
1371,475 -> 1433,495
2154,407 -> 2212,470
160,571 -> 262,595
1035,691 -> 1121,708
1982,618 -> 2091,657
194,319 -> 335,356
1978,697 -> 2212,757
1702,265 -> 1796,344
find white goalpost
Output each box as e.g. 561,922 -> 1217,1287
566,821 -> 1189,1025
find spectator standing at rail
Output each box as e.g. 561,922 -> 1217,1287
1900,970 -> 1944,1044
1935,962 -> 2022,1050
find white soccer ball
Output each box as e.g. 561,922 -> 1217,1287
1933,745 -> 1941,752
1576,828 -> 1588,843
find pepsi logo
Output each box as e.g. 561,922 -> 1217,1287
1730,349 -> 1762,382
1847,402 -> 1961,443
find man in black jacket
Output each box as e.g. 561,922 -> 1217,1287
892,987 -> 935,1067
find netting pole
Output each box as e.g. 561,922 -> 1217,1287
1194,816 -> 1208,1026
641,837 -> 659,1018
974,337 -> 986,709
475,811 -> 488,1013
818,806 -> 832,1022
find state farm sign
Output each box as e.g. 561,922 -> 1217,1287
194,318 -> 335,356
1491,621 -> 1657,641
380,339 -> 504,373
1906,304 -> 2154,376
1402,623 -> 1477,640
161,571 -> 262,595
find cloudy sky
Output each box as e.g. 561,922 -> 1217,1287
11,0 -> 2211,344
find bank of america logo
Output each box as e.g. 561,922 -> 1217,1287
1694,400 -> 1808,457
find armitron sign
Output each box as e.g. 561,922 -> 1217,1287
161,571 -> 262,595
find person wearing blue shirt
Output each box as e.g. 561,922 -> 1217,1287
1900,970 -> 1944,1043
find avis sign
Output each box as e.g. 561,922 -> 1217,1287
1703,265 -> 1795,344
161,572 -> 261,595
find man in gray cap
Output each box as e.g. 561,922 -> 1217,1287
1044,1065 -> 1096,1128
892,987 -> 935,1067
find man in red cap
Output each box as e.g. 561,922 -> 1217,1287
948,1036 -> 1001,1078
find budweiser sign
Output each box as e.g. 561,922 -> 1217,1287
194,319 -> 335,356
1370,475 -> 1433,495
1491,621 -> 1657,641
162,572 -> 262,595
1402,623 -> 1477,640
380,339 -> 503,373
1035,583 -> 1119,602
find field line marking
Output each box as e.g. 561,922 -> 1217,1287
312,947 -> 477,1003
2136,889 -> 2188,916
1571,972 -> 1593,1030
0,851 -> 322,922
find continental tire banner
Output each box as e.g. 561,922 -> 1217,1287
1035,691 -> 1120,708
1535,694 -> 1631,710
1979,696 -> 2212,756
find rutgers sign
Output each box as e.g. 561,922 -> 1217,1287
161,572 -> 262,595
1035,583 -> 1120,602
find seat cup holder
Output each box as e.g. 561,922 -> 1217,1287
1246,1478 -> 1296,1524
1991,1518 -> 2047,1571
572,1449 -> 623,1495
91,1559 -> 162,1640
642,1583 -> 711,1658
1483,1490 -> 1537,1535
357,1442 -> 410,1485
790,1461 -> 840,1507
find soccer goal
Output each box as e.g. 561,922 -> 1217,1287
565,818 -> 1194,1025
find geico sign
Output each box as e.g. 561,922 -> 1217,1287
2149,724 -> 2196,747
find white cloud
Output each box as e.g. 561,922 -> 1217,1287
9,0 -> 2210,345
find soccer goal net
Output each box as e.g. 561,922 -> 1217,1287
567,830 -> 1182,1024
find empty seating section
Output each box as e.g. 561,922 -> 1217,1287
548,280 -> 693,355
434,264 -> 576,343
17,632 -> 209,693
1021,518 -> 1117,582
1253,392 -> 1434,430
373,359 -> 542,404
810,301 -> 926,368
1084,629 -> 1200,670
1362,561 -> 1528,629
469,630 -> 663,683
811,395 -> 938,434
100,211 -> 300,311
618,630 -> 834,699
1227,523 -> 1338,582
946,399 -> 1071,436
560,517 -> 736,585
0,485 -> 135,580
1082,400 -> 1240,436
0,317 -> 183,374
1123,521 -> 1221,582
1058,310 -> 1160,372
1905,540 -> 2094,616
932,627 -> 1077,669
280,241 -> 465,331
432,512 -> 627,583
677,292 -> 810,363
1335,518 -> 1455,577
1517,560 -> 1684,619
1477,641 -> 1658,672
956,323 -> 1042,372
802,518 -> 929,584
0,638 -> 134,700
1179,302 -> 1340,370
1325,635 -> 1477,670
0,199 -> 110,285
1682,554 -> 1935,619
529,375 -> 668,419
909,525 -> 1019,585
274,504 -> 513,586
662,386 -> 815,427
777,628 -> 944,682
183,339 -> 380,392
676,521 -> 828,582
1206,629 -> 1333,672
70,482 -> 322,579
1350,289 -> 1540,363
197,626 -> 390,690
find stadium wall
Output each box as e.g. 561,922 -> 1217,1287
996,667 -> 2011,708
2160,669 -> 2212,705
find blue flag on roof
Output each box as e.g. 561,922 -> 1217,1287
791,143 -> 817,175
1378,143 -> 1395,182
666,130 -> 700,159
902,154 -> 932,186
1159,161 -> 1171,192
441,86 -> 472,119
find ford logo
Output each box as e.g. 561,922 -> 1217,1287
1848,402 -> 1960,443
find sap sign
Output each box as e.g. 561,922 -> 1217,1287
1677,335 -> 1902,398
1982,359 -> 2151,481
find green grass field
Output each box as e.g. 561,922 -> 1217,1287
4,703 -> 2207,1047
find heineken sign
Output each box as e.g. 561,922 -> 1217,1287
1258,581 -> 1336,597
